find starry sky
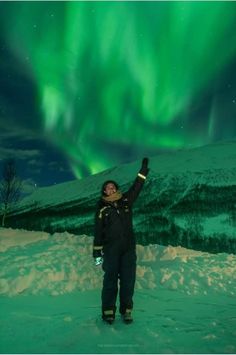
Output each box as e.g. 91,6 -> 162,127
0,1 -> 236,191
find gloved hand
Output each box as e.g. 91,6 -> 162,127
139,157 -> 149,177
93,249 -> 103,266
94,256 -> 103,266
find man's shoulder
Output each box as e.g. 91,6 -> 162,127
96,200 -> 112,219
96,198 -> 110,209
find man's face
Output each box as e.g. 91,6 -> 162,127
104,183 -> 117,196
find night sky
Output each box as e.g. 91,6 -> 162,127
0,1 -> 236,192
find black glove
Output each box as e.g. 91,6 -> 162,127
139,157 -> 149,177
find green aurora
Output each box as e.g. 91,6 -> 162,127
1,1 -> 236,178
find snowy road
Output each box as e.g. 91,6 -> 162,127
1,228 -> 236,353
1,289 -> 236,354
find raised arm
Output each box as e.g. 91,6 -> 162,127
124,158 -> 149,205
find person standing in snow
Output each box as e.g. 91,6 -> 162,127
93,158 -> 149,324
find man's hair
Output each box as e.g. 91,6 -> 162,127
101,180 -> 119,196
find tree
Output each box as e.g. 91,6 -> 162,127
229,203 -> 236,228
0,159 -> 22,227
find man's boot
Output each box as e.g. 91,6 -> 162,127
102,309 -> 115,324
121,309 -> 133,324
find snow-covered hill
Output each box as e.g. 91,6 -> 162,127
3,140 -> 236,253
0,227 -> 236,353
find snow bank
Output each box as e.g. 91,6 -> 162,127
0,228 -> 236,297
0,227 -> 49,252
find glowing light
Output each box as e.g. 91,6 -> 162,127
1,1 -> 236,177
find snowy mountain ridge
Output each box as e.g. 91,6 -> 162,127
9,140 -> 236,212
3,140 -> 236,254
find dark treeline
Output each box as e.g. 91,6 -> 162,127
3,179 -> 236,254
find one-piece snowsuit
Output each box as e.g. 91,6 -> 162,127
93,172 -> 147,315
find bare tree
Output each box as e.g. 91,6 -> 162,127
0,159 -> 22,227
229,203 -> 236,228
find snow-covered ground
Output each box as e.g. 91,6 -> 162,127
0,227 -> 236,353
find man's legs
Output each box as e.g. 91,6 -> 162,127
119,249 -> 137,315
102,249 -> 120,317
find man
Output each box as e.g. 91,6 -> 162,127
93,158 -> 149,324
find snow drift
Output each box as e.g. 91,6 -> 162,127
1,228 -> 236,354
0,228 -> 236,298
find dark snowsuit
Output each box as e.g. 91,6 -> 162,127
93,173 -> 147,315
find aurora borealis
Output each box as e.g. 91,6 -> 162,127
0,1 -> 236,183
